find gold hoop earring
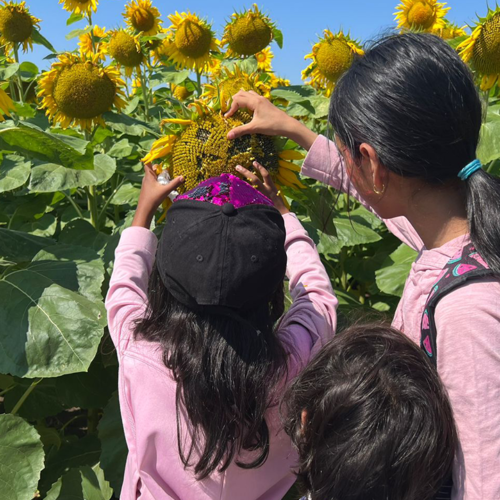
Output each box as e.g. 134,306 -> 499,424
373,184 -> 385,195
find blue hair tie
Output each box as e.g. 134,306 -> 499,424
458,159 -> 482,180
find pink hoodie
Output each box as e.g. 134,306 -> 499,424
303,135 -> 500,500
106,212 -> 338,500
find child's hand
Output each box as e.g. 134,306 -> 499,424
236,162 -> 289,215
132,163 -> 184,228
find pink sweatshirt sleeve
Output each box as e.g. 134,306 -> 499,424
302,135 -> 425,252
435,278 -> 500,500
278,213 -> 338,377
105,226 -> 158,358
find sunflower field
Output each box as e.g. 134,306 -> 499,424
0,0 -> 499,498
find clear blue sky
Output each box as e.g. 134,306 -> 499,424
23,0 -> 486,83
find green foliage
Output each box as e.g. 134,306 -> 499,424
0,414 -> 45,500
1,7 -> 499,500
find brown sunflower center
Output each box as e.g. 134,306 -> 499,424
227,15 -> 272,56
407,1 -> 435,29
108,31 -> 143,67
315,40 -> 354,82
175,20 -> 212,59
130,7 -> 155,32
172,112 -> 279,192
473,13 -> 500,74
53,61 -> 116,119
0,7 -> 33,43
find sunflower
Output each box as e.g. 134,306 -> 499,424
124,0 -> 162,36
203,65 -> 271,111
142,102 -> 304,192
432,20 -> 467,40
59,0 -> 97,16
0,87 -> 15,120
395,0 -> 449,32
302,30 -> 363,97
162,11 -> 219,72
38,52 -> 127,131
78,25 -> 107,60
458,7 -> 500,91
221,4 -> 276,57
0,1 -> 40,53
172,83 -> 193,101
269,74 -> 290,88
106,29 -> 144,77
255,47 -> 273,71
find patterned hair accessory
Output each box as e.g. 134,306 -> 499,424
457,159 -> 482,181
175,173 -> 274,208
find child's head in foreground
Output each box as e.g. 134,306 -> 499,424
283,324 -> 457,500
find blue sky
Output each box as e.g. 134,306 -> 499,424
23,0 -> 486,83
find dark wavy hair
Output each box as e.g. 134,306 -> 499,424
329,32 -> 500,273
283,324 -> 457,500
134,262 -> 287,479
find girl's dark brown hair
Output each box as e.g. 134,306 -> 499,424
134,262 -> 287,480
283,324 -> 457,500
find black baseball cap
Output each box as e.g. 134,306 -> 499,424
156,174 -> 287,312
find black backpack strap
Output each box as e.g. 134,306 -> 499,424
420,243 -> 494,368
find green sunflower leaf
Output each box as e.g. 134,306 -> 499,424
0,414 -> 45,500
272,27 -> 283,49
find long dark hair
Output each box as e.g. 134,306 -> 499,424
329,32 -> 500,273
134,263 -> 287,479
283,324 -> 458,500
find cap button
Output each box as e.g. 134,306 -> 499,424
221,203 -> 236,216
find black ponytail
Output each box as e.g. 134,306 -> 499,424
329,32 -> 500,273
465,170 -> 500,272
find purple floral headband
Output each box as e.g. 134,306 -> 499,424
175,173 -> 273,209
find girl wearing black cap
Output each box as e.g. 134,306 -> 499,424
105,162 -> 338,499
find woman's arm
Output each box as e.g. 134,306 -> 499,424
105,164 -> 184,356
227,91 -> 424,252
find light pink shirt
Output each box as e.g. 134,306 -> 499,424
106,213 -> 338,500
303,135 -> 500,500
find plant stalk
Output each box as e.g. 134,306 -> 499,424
12,43 -> 24,104
62,190 -> 85,219
87,408 -> 99,434
11,378 -> 43,415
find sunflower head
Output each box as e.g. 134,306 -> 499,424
124,0 -> 162,35
255,46 -> 273,71
458,7 -> 500,91
162,12 -> 219,71
59,0 -> 98,16
78,25 -> 107,60
302,30 -> 363,96
432,20 -> 467,40
142,104 -> 303,192
38,53 -> 127,131
107,29 -> 144,75
203,65 -> 271,111
221,4 -> 276,57
0,1 -> 40,52
395,0 -> 449,31
172,83 -> 193,101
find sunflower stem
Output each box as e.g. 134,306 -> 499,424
12,43 -> 24,104
11,378 -> 43,416
196,70 -> 202,97
86,185 -> 99,229
139,67 -> 150,120
62,190 -> 85,219
97,176 -> 126,226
